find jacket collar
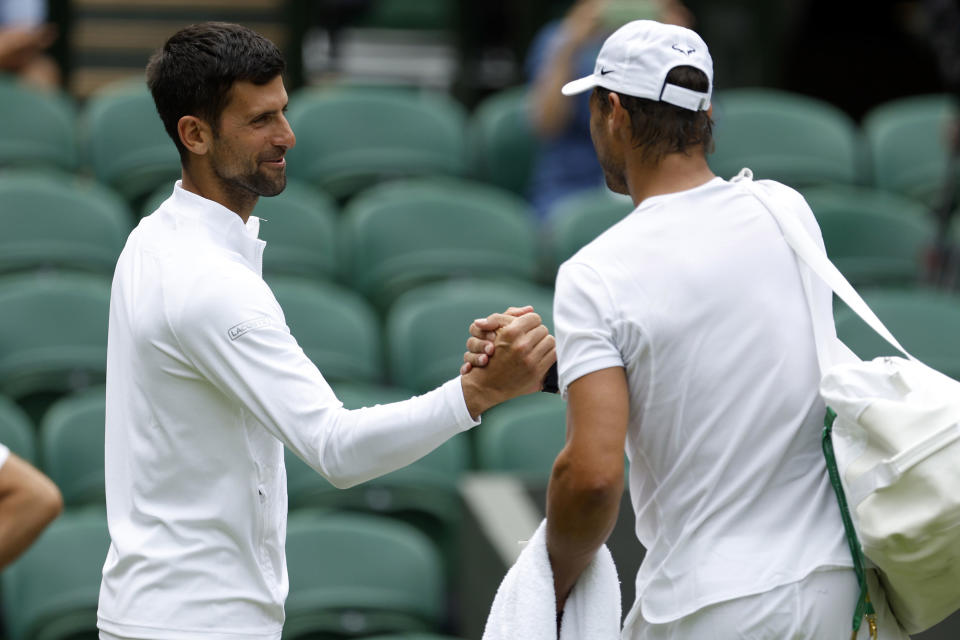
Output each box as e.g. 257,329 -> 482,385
169,180 -> 265,272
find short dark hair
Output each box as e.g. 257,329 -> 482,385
593,65 -> 714,163
146,22 -> 286,158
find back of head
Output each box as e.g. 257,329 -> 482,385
563,20 -> 715,162
146,22 -> 285,158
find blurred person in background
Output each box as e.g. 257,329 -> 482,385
525,0 -> 692,219
0,0 -> 59,89
0,441 -> 63,569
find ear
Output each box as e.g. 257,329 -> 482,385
177,115 -> 212,157
606,92 -> 631,142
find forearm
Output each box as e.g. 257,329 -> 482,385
546,449 -> 623,610
312,377 -> 478,489
0,458 -> 63,569
530,40 -> 581,138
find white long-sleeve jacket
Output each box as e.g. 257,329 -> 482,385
97,182 -> 478,640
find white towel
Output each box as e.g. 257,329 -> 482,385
482,519 -> 622,640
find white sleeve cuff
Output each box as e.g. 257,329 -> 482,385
446,376 -> 482,430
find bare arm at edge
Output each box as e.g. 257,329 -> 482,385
547,366 -> 628,613
0,453 -> 63,569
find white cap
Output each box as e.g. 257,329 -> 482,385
561,20 -> 713,111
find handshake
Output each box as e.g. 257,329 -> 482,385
458,306 -> 558,419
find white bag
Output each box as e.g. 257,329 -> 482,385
738,172 -> 960,635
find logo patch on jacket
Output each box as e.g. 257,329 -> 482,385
228,316 -> 273,341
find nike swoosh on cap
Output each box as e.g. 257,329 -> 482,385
600,67 -> 614,75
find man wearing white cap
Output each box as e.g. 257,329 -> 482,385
469,18 -> 908,640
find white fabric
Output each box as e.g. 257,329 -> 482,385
742,170 -> 960,633
98,182 -> 480,640
554,176 -> 851,626
483,519 -> 621,640
0,442 -> 9,469
629,568 -> 909,640
561,20 -> 712,111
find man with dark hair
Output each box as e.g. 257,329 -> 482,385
468,19 -> 908,639
98,22 -> 555,640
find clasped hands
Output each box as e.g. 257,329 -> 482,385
459,306 -> 556,418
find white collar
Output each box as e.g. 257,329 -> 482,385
169,180 -> 264,268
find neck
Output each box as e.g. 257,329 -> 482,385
623,148 -> 716,206
180,164 -> 257,223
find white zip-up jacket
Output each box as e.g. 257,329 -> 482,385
97,182 -> 479,640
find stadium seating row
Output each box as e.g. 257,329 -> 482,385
1,507 -> 468,639
0,167 -> 951,309
1,76 -> 957,208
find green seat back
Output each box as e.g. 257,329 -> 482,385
710,88 -> 862,187
468,86 -> 537,196
286,88 -> 468,198
546,187 -> 634,272
862,94 -> 960,205
0,273 -> 111,399
342,178 -> 538,308
801,186 -> 935,286
283,510 -> 444,638
835,289 -> 960,381
386,278 -> 554,393
476,393 -> 566,482
357,0 -> 456,29
255,180 -> 339,279
40,387 -> 106,507
0,171 -> 132,276
82,84 -> 181,202
362,635 -> 467,640
267,277 -> 382,384
0,395 -> 35,464
0,79 -> 78,171
1,509 -> 109,640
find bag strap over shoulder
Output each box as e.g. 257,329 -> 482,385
733,170 -> 914,364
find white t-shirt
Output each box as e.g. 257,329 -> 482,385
553,174 -> 851,628
0,442 -> 9,469
98,182 -> 479,640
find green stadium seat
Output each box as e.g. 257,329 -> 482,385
267,277 -> 383,384
1,508 -> 108,640
286,88 -> 468,199
476,393 -> 566,482
82,83 -> 181,204
356,0 -> 456,30
468,86 -> 537,196
39,387 -> 106,508
0,395 -> 36,464
256,181 -> 340,279
0,171 -> 132,276
0,273 -> 110,401
386,278 -> 554,394
801,186 -> 935,286
546,187 -> 634,274
834,289 -> 960,381
0,77 -> 78,171
341,178 -> 539,309
862,94 -> 960,206
283,510 -> 444,638
709,88 -> 863,187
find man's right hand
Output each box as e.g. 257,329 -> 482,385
460,312 -> 556,419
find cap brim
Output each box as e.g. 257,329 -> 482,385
561,74 -> 600,96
